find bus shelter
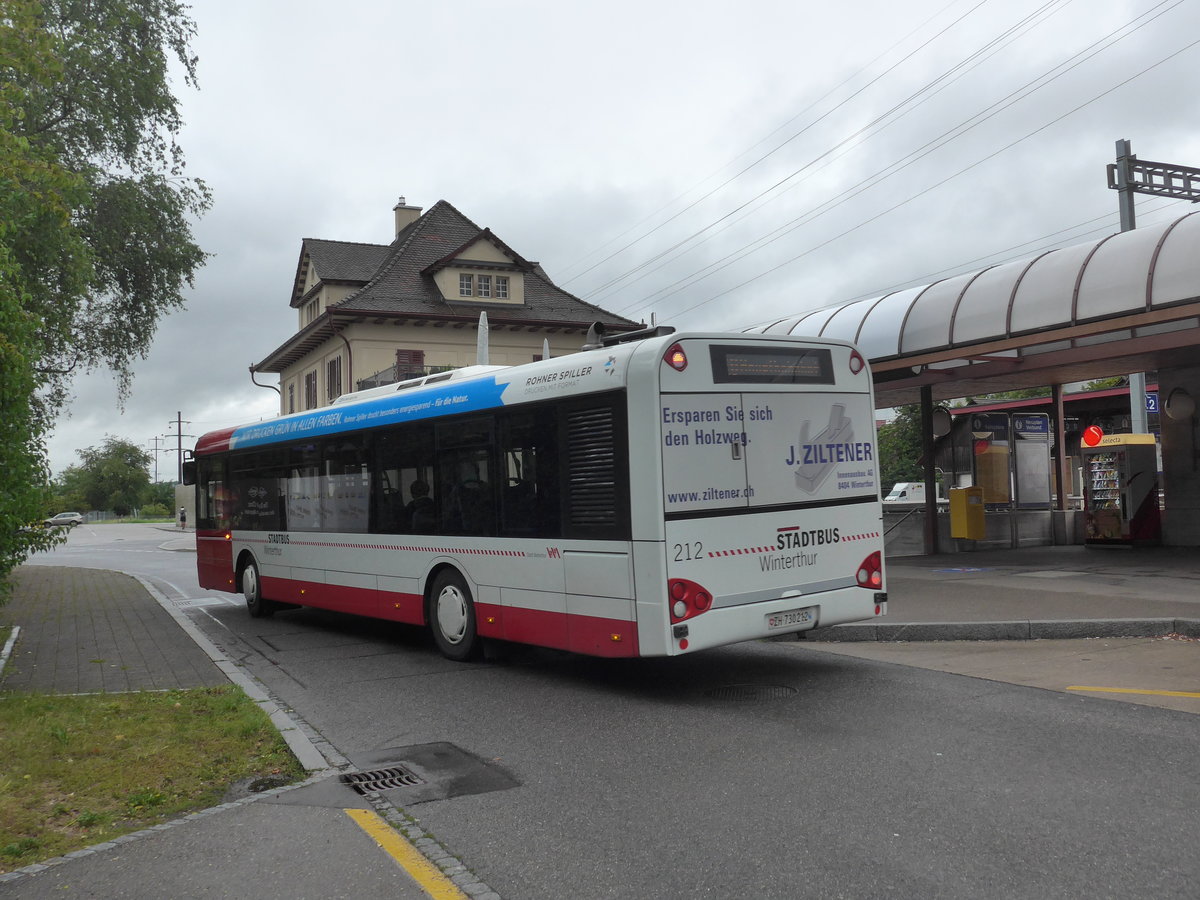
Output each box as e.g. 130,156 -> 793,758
744,211 -> 1200,552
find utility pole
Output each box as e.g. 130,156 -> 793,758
163,411 -> 194,483
147,436 -> 166,483
1108,139 -> 1200,434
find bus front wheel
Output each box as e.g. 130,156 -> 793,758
243,559 -> 276,619
429,570 -> 481,662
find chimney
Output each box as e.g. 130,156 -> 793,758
393,196 -> 422,237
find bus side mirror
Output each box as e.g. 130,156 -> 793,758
182,460 -> 197,486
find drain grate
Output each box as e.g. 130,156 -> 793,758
340,765 -> 425,795
704,683 -> 798,702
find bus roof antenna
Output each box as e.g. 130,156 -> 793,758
476,311 -> 489,365
582,322 -> 605,350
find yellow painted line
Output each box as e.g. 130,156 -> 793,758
344,808 -> 468,899
1067,686 -> 1200,699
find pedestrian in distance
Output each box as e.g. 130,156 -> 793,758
179,507 -> 187,530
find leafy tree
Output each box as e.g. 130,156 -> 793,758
47,463 -> 89,512
957,387 -> 1050,405
0,0 -> 208,595
1081,377 -> 1126,392
877,404 -> 925,489
145,481 -> 176,509
64,437 -> 153,516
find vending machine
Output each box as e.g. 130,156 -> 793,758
1082,433 -> 1160,546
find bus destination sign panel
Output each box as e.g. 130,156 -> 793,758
709,345 -> 834,385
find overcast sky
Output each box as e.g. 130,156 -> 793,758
43,0 -> 1200,477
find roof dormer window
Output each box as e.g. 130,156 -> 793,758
477,274 -> 492,298
459,273 -> 473,297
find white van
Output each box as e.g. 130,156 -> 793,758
883,482 -> 946,507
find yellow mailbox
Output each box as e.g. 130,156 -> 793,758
949,486 -> 985,540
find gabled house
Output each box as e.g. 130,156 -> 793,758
253,198 -> 642,414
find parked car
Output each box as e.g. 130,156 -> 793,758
44,512 -> 85,528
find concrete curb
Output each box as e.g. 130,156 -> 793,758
133,575 -> 334,773
0,624 -> 19,681
0,771 -> 335,885
806,617 -> 1200,642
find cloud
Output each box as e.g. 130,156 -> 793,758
43,0 -> 1200,474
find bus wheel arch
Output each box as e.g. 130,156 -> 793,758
426,565 -> 481,662
237,551 -> 276,619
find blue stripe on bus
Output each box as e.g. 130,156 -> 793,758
228,377 -> 509,450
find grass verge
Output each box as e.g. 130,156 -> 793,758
0,686 -> 305,873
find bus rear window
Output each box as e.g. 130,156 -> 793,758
709,345 -> 834,385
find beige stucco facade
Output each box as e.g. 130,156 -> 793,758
258,198 -> 640,416
277,322 -> 583,415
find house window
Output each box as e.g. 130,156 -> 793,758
477,274 -> 491,298
288,384 -> 295,414
303,371 -> 318,409
459,274 -> 473,297
396,348 -> 426,379
326,356 -> 343,402
496,276 -> 509,299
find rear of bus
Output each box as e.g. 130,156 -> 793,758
632,334 -> 886,656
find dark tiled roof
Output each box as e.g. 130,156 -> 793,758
333,200 -> 640,328
291,239 -> 391,307
305,239 -> 391,283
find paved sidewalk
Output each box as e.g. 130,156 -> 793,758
0,562 -> 487,899
0,566 -> 226,693
810,544 -> 1200,641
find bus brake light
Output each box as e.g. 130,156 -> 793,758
856,551 -> 883,589
668,578 -> 713,623
664,343 -> 688,372
849,350 -> 865,374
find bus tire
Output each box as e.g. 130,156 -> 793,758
429,569 -> 481,662
242,559 -> 276,619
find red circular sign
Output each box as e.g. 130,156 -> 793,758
1082,425 -> 1104,447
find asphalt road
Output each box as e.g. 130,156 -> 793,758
23,525 -> 1200,899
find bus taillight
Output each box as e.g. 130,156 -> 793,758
668,578 -> 712,622
849,350 -> 865,374
856,551 -> 882,589
664,343 -> 688,372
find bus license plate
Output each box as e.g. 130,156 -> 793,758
766,606 -> 816,630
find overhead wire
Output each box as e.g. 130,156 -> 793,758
554,0 -> 970,280
836,197 -> 1179,304
615,0 -> 1181,311
587,0 -> 1086,307
557,0 -> 994,287
662,30 -> 1200,325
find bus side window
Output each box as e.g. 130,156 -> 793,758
499,407 -> 560,538
323,437 -> 369,534
229,449 -> 286,531
436,418 -> 495,536
196,457 -> 230,531
371,425 -> 435,535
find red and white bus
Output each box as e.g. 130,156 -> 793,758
188,328 -> 886,661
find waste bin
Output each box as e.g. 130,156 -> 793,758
949,486 -> 985,540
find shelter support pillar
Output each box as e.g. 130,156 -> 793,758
1052,384 -> 1069,512
1158,365 -> 1200,546
920,385 -> 939,555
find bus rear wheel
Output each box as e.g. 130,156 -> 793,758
243,559 -> 276,618
429,570 -> 481,662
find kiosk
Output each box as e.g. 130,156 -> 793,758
1081,433 -> 1160,546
